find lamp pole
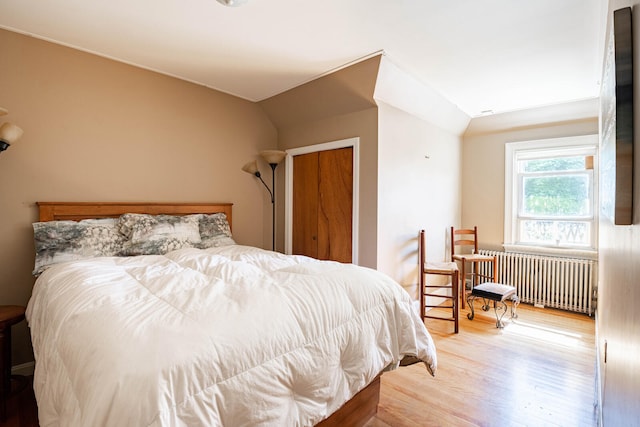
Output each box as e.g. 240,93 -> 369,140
268,163 -> 277,251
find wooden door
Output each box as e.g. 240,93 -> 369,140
292,147 -> 353,262
292,152 -> 319,258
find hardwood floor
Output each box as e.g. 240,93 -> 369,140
367,302 -> 598,427
1,302 -> 596,427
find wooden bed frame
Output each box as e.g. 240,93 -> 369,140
35,201 -> 380,427
37,202 -> 234,228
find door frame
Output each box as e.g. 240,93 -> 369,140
284,137 -> 360,264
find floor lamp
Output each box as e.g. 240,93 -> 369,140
241,150 -> 286,251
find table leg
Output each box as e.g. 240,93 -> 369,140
0,325 -> 10,421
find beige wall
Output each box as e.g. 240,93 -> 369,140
461,104 -> 599,250
273,109 -> 379,268
376,102 -> 462,298
260,57 -> 380,268
0,29 -> 277,366
597,1 -> 640,425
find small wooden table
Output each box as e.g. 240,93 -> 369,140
0,305 -> 26,421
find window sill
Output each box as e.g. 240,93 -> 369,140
502,244 -> 598,260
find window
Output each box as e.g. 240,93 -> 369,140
504,135 -> 598,256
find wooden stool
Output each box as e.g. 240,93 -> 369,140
466,283 -> 519,328
0,305 -> 26,421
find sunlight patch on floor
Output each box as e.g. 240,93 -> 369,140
506,319 -> 584,347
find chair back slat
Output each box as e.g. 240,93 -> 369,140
450,226 -> 479,257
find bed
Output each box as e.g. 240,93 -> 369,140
26,202 -> 437,427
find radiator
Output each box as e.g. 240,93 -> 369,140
477,250 -> 597,315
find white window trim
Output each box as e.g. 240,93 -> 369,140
504,135 -> 599,258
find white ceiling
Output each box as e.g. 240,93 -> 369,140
0,0 -> 607,118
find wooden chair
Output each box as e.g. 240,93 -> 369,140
418,230 -> 459,333
450,226 -> 497,309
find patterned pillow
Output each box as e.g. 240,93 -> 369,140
196,213 -> 236,248
33,218 -> 126,276
118,213 -> 202,256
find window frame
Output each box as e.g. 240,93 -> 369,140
504,135 -> 599,258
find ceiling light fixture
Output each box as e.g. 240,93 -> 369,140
215,0 -> 249,7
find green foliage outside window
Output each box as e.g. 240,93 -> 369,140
522,156 -> 585,172
520,156 -> 590,217
523,175 -> 589,216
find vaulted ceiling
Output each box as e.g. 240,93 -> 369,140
0,0 -> 606,118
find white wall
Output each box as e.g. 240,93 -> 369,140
376,102 -> 462,297
372,55 -> 467,297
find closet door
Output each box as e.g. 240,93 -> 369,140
317,147 -> 352,262
292,152 -> 319,258
292,147 -> 353,263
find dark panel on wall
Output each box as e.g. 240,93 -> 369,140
602,7 -> 635,225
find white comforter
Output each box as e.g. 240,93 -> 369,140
27,245 -> 437,427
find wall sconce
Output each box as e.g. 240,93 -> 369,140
242,150 -> 287,251
0,108 -> 24,154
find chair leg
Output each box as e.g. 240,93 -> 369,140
419,273 -> 425,320
460,262 -> 466,310
453,270 -> 459,334
492,255 -> 497,282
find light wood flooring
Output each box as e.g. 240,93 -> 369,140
366,301 -> 598,427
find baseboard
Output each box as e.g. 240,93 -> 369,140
12,361 -> 35,376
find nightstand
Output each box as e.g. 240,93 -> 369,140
0,305 -> 26,421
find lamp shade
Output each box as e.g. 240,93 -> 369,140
260,150 -> 286,165
241,160 -> 259,175
0,122 -> 23,144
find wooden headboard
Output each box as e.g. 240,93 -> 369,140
36,202 -> 233,230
